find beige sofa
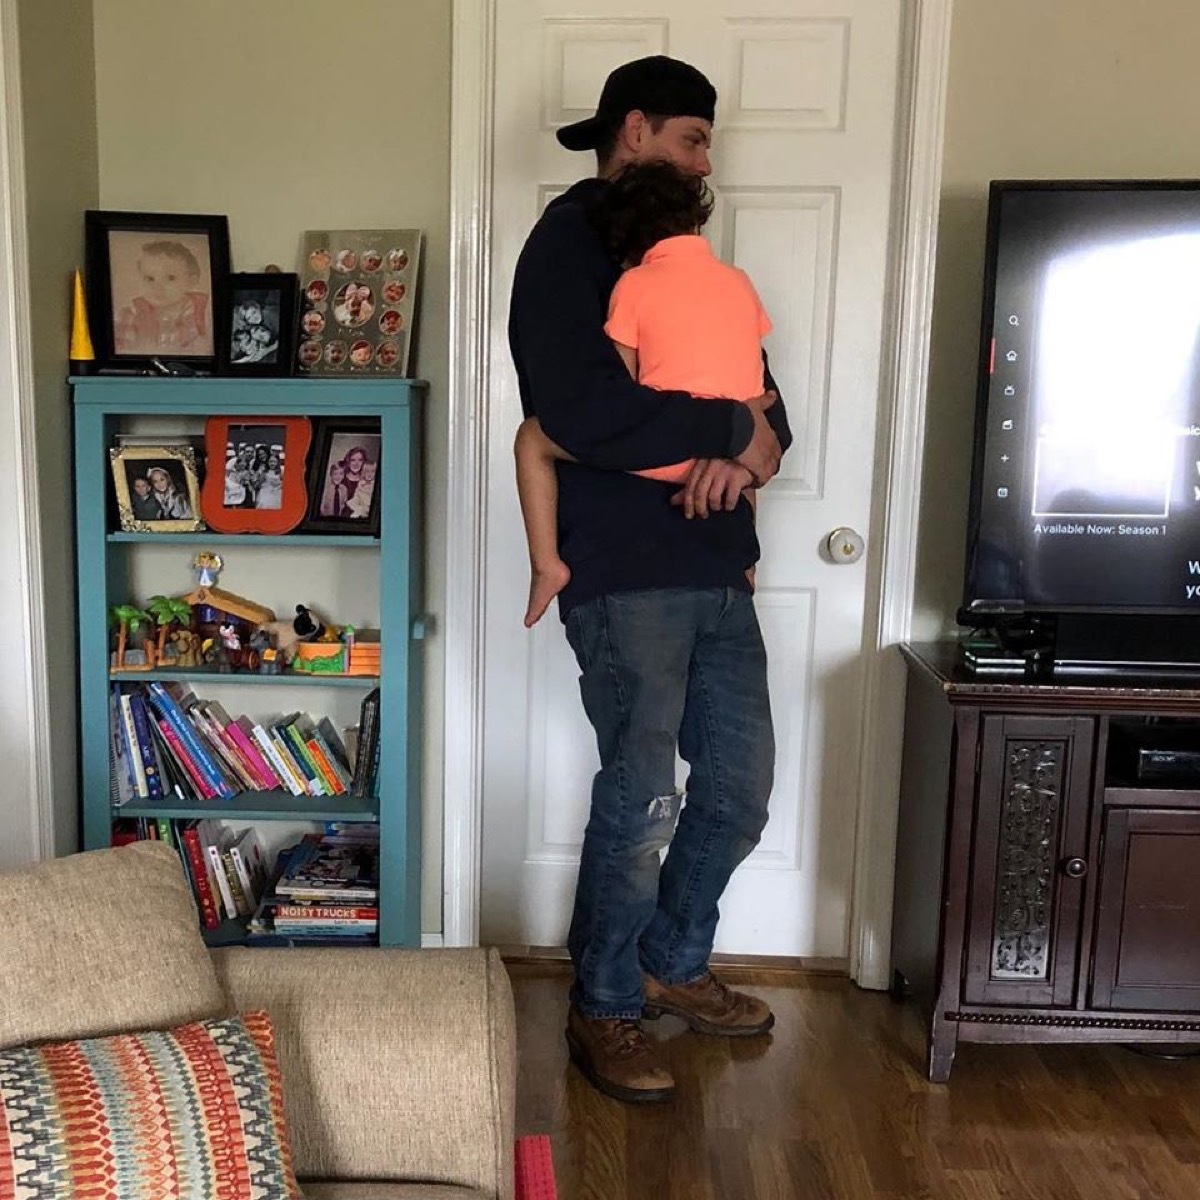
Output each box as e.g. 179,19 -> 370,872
0,841 -> 516,1200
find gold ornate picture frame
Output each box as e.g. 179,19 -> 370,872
109,445 -> 205,533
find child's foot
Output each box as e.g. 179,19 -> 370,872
525,561 -> 571,627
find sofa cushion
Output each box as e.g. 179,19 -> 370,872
0,840 -> 226,1050
0,1010 -> 301,1199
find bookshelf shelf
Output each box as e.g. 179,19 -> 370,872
107,669 -> 380,688
116,789 -> 380,822
75,377 -> 425,948
108,532 -> 380,547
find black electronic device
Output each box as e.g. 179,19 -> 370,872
959,180 -> 1200,672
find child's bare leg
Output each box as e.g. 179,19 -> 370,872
514,417 -> 574,626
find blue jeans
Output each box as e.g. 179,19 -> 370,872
563,586 -> 774,1018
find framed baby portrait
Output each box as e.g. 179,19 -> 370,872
84,210 -> 231,373
199,415 -> 312,535
217,272 -> 299,377
296,229 -> 422,377
301,418 -> 382,536
109,445 -> 204,533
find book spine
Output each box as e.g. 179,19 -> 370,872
178,823 -> 221,929
119,693 -> 149,798
126,693 -> 165,799
352,692 -> 380,797
248,724 -> 301,796
147,683 -> 231,798
110,687 -> 136,807
291,727 -> 337,795
273,904 -> 379,920
193,708 -> 257,792
305,736 -> 348,795
205,839 -> 238,920
221,849 -> 251,916
157,718 -> 217,800
228,719 -> 279,790
228,842 -> 259,910
277,724 -> 324,796
285,721 -> 330,796
268,727 -> 313,796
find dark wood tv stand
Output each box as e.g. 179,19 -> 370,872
892,642 -> 1200,1082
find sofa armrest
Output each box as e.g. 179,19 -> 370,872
211,946 -> 515,1199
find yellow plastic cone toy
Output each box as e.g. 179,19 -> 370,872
70,268 -> 95,373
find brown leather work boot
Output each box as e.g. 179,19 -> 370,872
642,972 -> 775,1037
565,1007 -> 675,1104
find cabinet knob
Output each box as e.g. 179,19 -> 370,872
1062,857 -> 1088,879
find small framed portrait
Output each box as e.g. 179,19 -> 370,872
199,416 -> 312,534
217,272 -> 299,377
84,210 -> 231,373
297,228 -> 421,376
109,445 -> 204,533
301,418 -> 382,536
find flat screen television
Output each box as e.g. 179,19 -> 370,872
961,180 -> 1200,668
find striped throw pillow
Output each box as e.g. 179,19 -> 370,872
0,1010 -> 300,1200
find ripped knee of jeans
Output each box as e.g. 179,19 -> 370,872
647,787 -> 682,822
639,787 -> 683,854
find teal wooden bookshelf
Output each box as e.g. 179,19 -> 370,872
73,377 -> 425,947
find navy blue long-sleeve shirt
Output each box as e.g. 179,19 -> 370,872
508,177 -> 793,614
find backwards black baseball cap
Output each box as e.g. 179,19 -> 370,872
556,55 -> 717,152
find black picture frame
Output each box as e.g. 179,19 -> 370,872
84,210 -> 231,373
300,417 -> 382,536
217,272 -> 300,377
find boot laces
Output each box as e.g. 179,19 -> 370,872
601,1019 -> 653,1060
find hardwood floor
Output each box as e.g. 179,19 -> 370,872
507,963 -> 1200,1200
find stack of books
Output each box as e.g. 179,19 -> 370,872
248,827 -> 379,945
111,682 -> 355,803
346,630 -> 381,677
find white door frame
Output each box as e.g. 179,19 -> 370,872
443,0 -> 953,989
0,0 -> 59,866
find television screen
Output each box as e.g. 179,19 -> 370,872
963,181 -> 1200,616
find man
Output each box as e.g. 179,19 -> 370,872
508,55 -> 792,1104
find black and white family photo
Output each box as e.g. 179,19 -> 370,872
229,290 -> 282,365
223,424 -> 285,510
318,432 -> 381,520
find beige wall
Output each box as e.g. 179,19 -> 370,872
93,1 -> 451,931
16,0 -> 100,856
915,0 -> 1200,637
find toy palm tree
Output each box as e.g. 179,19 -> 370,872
108,603 -> 151,670
147,595 -> 194,665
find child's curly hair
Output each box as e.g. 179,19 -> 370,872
590,161 -> 715,266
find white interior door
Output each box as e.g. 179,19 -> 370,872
481,0 -> 901,958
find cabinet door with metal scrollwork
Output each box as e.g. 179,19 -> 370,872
963,715 -> 1096,1008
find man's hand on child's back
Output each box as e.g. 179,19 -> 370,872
672,460 -> 755,519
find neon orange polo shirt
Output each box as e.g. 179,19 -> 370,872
604,234 -> 771,484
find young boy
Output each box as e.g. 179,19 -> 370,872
114,240 -> 210,356
514,160 -> 773,626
